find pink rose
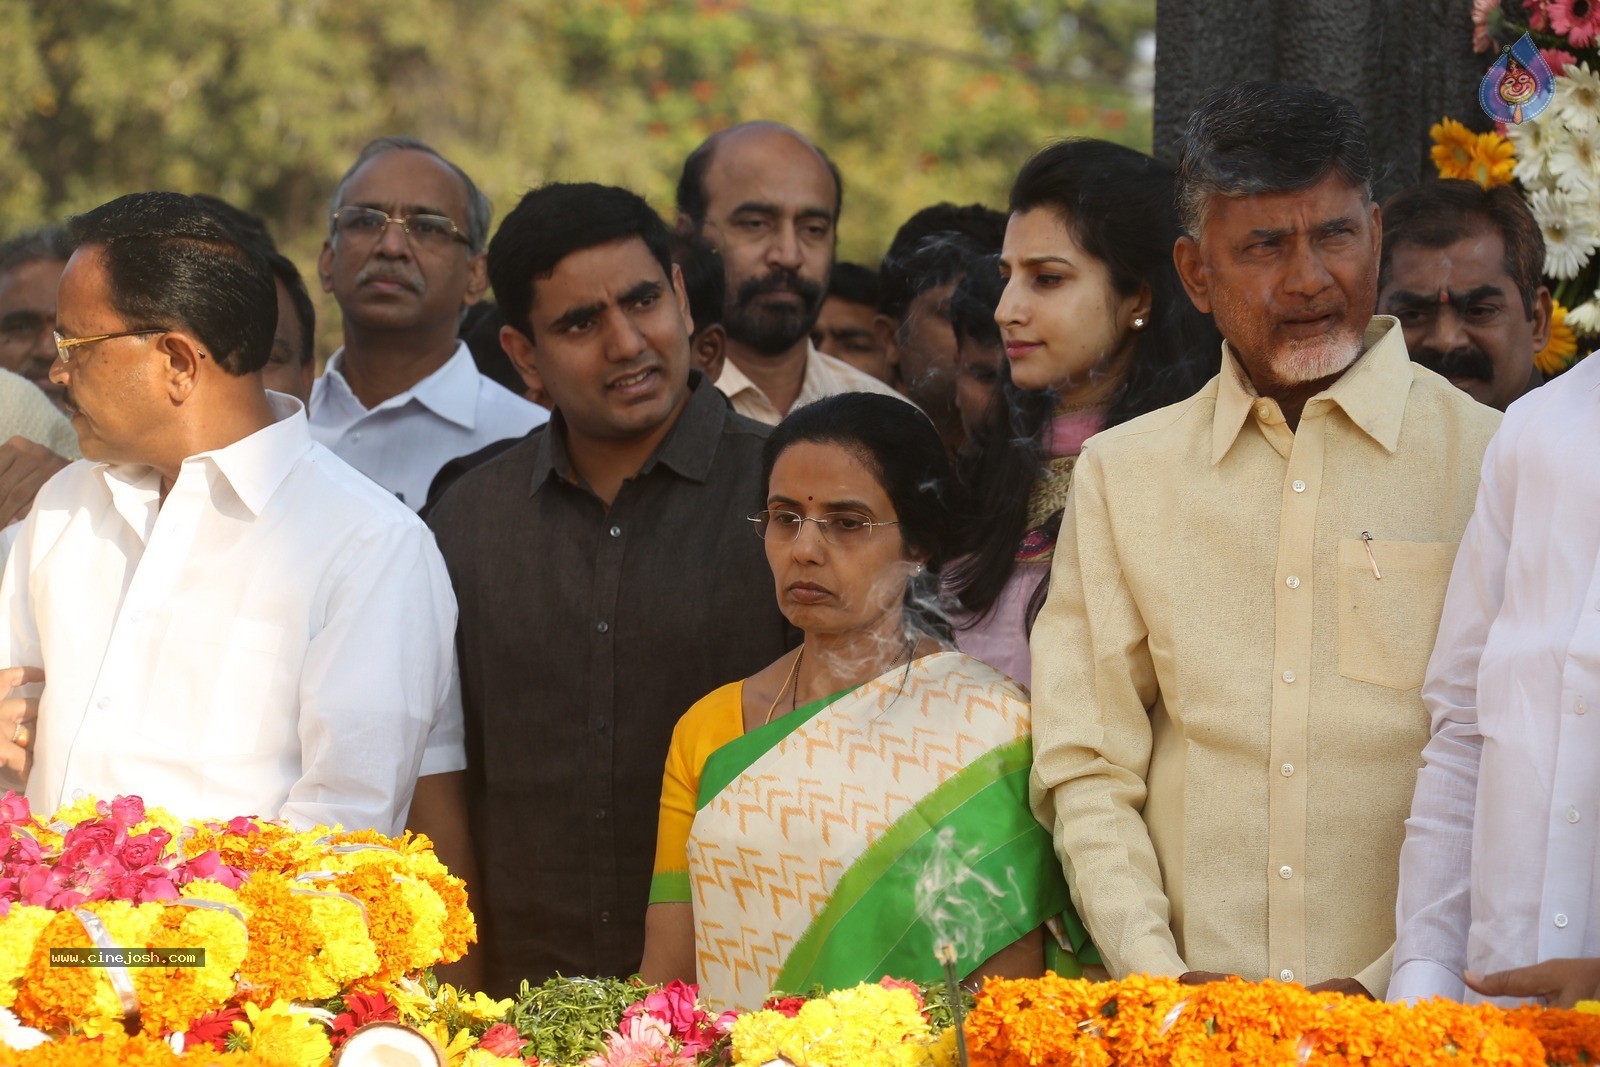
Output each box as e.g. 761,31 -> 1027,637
174,849 -> 244,888
119,828 -> 172,870
478,1024 -> 528,1059
0,791 -> 30,825
879,976 -> 925,1008
62,818 -> 125,857
134,868 -> 179,902
224,816 -> 259,836
3,830 -> 42,865
108,796 -> 146,827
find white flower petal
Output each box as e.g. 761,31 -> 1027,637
1528,187 -> 1600,279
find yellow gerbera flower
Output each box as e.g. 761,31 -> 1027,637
237,1001 -> 333,1067
1431,117 -> 1518,188
1536,301 -> 1581,376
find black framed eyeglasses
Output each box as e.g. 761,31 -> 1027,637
330,206 -> 471,248
748,509 -> 900,546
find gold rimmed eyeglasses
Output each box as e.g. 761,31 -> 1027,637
52,329 -> 168,365
330,206 -> 471,248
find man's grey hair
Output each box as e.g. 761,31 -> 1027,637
327,135 -> 492,252
1175,82 -> 1373,239
0,224 -> 74,276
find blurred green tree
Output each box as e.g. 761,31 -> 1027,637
0,0 -> 1149,345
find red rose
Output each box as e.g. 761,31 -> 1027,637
761,995 -> 806,1018
108,796 -> 146,827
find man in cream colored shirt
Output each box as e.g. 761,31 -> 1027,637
1029,83 -> 1501,999
0,192 -> 458,836
674,121 -> 908,425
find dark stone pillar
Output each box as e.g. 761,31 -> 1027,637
1154,0 -> 1488,201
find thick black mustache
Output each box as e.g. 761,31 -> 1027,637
735,268 -> 823,309
1414,346 -> 1495,383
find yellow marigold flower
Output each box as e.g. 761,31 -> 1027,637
237,1000 -> 333,1067
14,902 -> 158,1034
132,901 -> 250,1033
331,866 -> 448,988
733,984 -> 929,1067
0,906 -> 55,1009
461,1049 -> 524,1067
1537,300 -> 1582,376
1578,1000 -> 1600,1015
1432,117 -> 1519,188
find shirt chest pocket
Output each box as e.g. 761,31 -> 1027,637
141,616 -> 291,756
1336,539 -> 1458,691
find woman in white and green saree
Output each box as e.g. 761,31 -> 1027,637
639,393 -> 1097,1012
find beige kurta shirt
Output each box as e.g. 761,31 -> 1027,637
1029,317 -> 1500,998
715,340 -> 911,425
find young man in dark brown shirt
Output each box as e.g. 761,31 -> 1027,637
428,182 -> 793,994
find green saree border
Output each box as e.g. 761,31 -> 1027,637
695,688 -> 849,809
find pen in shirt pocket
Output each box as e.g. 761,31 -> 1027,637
1361,531 -> 1382,580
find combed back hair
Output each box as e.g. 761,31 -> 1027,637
488,182 -> 675,339
67,192 -> 277,376
762,393 -> 965,644
949,254 -> 1004,349
949,139 -> 1222,623
828,262 -> 879,308
675,122 -> 844,229
877,203 -> 1006,321
671,234 -> 725,334
328,135 -> 492,252
1380,179 -> 1546,318
0,225 -> 74,276
1176,81 -> 1373,238
265,250 -> 316,366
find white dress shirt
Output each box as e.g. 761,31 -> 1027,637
1391,353 -> 1600,1003
6,394 -> 461,836
715,340 -> 914,425
310,341 -> 548,509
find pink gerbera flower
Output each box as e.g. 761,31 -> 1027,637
1473,0 -> 1502,51
1544,47 -> 1580,73
1550,0 -> 1600,46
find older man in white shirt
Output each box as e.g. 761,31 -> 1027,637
311,136 -> 547,509
1392,348 -> 1600,1007
0,191 -> 458,836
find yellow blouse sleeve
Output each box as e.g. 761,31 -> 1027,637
649,680 -> 745,904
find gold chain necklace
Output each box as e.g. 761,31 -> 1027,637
764,647 -> 804,726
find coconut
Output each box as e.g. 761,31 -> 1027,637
335,1022 -> 446,1067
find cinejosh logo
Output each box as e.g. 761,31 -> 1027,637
49,947 -> 205,967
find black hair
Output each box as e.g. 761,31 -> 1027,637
0,225 -> 74,276
827,262 -> 879,309
877,203 -> 1006,322
191,194 -> 278,253
1176,81 -> 1373,238
762,393 -> 963,643
671,234 -> 725,335
950,139 -> 1222,623
675,122 -> 844,228
488,182 -> 675,339
949,254 -> 1004,349
67,192 -> 277,376
1380,178 -> 1546,318
265,250 -> 316,366
329,135 -> 493,252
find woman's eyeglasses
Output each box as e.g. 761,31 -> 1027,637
748,509 -> 900,545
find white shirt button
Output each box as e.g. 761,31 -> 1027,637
1578,697 -> 1588,715
1569,808 -> 1581,824
1286,575 -> 1301,589
1292,480 -> 1306,493
1279,865 -> 1293,879
1282,670 -> 1296,683
609,526 -> 622,538
1280,969 -> 1294,982
1555,913 -> 1570,928
351,432 -> 362,444
96,697 -> 110,710
1281,763 -> 1295,777
1255,400 -> 1273,418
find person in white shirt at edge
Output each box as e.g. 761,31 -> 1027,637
0,191 -> 459,842
1391,349 -> 1600,1009
310,135 -> 547,508
672,121 -> 910,425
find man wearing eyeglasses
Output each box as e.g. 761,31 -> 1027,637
310,136 -> 547,511
0,191 -> 458,838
